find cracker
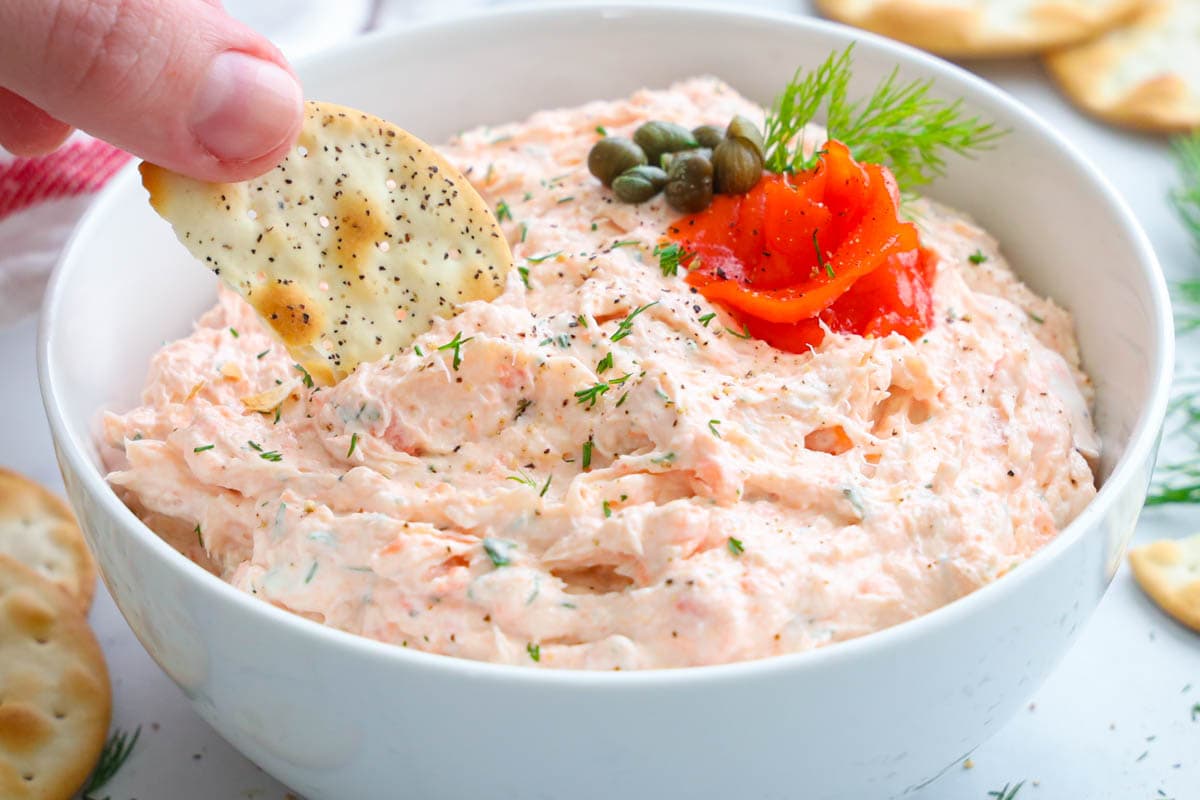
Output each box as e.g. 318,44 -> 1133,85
1046,0 -> 1199,132
1129,533 -> 1200,632
815,0 -> 1147,58
141,101 -> 513,385
0,469 -> 94,611
0,557 -> 111,799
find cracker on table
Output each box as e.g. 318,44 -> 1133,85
140,101 -> 513,385
1128,532 -> 1200,632
815,0 -> 1147,58
1046,0 -> 1199,132
0,556 -> 111,799
0,469 -> 95,611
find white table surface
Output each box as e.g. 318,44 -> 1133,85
1,3 -> 1197,799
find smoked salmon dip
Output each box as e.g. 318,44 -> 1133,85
103,79 -> 1100,670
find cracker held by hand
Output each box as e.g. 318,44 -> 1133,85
1046,0 -> 1199,132
0,469 -> 95,611
815,0 -> 1147,57
0,557 -> 111,800
1129,533 -> 1200,632
141,101 -> 513,385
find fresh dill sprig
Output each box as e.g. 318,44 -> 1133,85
506,468 -> 538,488
1172,132 -> 1200,251
575,380 -> 611,407
1146,375 -> 1200,505
483,537 -> 514,567
654,242 -> 695,277
293,363 -> 315,389
574,372 -> 633,408
437,331 -> 473,371
82,726 -> 141,800
611,301 -> 658,343
725,323 -> 753,340
987,782 -> 1024,800
1148,135 -> 1200,505
813,230 -> 834,278
762,45 -> 1002,189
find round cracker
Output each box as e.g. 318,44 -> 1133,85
0,469 -> 95,611
140,101 -> 514,385
1128,533 -> 1200,632
815,0 -> 1148,58
0,557 -> 111,800
1046,0 -> 1199,132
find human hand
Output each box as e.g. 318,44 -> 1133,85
0,0 -> 303,182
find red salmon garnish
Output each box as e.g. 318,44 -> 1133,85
668,140 -> 936,352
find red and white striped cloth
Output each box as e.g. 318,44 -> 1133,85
0,136 -> 131,327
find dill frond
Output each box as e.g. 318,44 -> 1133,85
763,45 -> 1003,189
1149,137 -> 1200,505
1172,132 -> 1200,252
82,726 -> 141,799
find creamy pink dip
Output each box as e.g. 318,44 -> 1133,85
103,79 -> 1099,669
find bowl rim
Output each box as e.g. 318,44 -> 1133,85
38,1 -> 1174,686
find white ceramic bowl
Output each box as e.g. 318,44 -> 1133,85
39,5 -> 1171,799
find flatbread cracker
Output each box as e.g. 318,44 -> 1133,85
1046,0 -> 1199,132
0,557 -> 111,800
141,101 -> 513,385
815,0 -> 1147,58
0,469 -> 94,611
1129,533 -> 1200,632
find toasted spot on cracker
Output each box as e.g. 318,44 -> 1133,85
250,282 -> 326,347
140,100 -> 513,385
1129,532 -> 1200,633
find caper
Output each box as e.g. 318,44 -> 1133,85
725,115 -> 765,161
664,151 -> 714,214
661,147 -> 711,173
634,121 -> 698,168
713,137 -> 764,195
692,124 -> 724,149
588,137 -> 647,187
611,165 -> 669,204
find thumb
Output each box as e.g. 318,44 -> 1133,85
0,0 -> 304,182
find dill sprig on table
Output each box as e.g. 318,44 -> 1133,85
987,782 -> 1024,800
762,45 -> 1003,189
1148,132 -> 1200,505
82,726 -> 141,800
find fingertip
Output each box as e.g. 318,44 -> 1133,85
187,51 -> 304,175
201,109 -> 303,183
0,88 -> 74,157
